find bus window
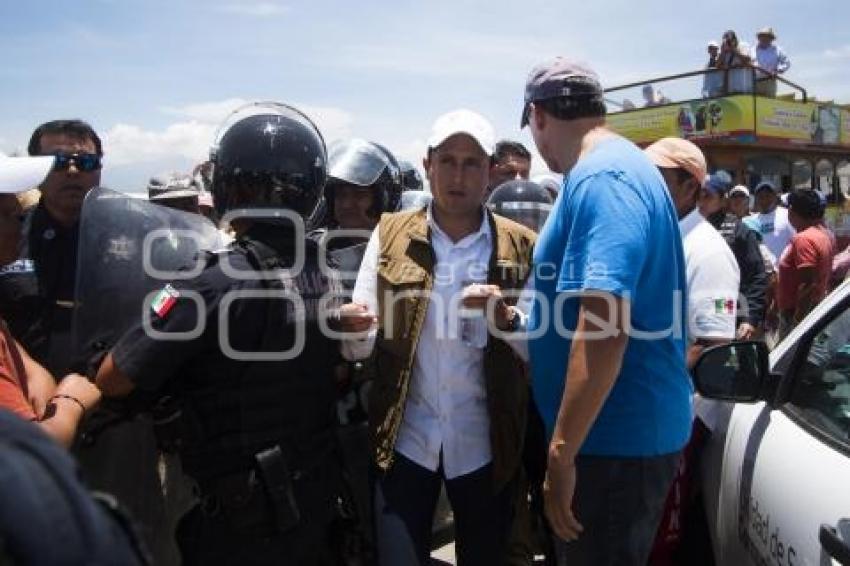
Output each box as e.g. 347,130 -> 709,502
816,159 -> 835,199
746,154 -> 788,189
792,159 -> 813,190
839,161 -> 850,201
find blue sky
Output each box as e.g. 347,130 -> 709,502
2,0 -> 848,191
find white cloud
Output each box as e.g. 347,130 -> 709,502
103,98 -> 355,169
103,121 -> 217,167
160,98 -> 249,123
214,2 -> 289,17
823,45 -> 850,59
161,98 -> 354,144
332,30 -> 579,82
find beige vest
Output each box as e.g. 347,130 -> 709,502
368,207 -> 535,491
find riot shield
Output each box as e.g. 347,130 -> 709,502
327,241 -> 368,292
72,186 -> 222,359
71,186 -> 221,565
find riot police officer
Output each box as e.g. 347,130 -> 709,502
310,139 -> 403,563
398,160 -> 424,192
93,102 -> 352,566
323,140 -> 399,232
399,190 -> 432,212
313,138 -> 402,289
487,179 -> 553,233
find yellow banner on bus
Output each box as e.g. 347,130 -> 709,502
755,98 -> 837,144
607,96 -> 849,147
606,96 -> 756,145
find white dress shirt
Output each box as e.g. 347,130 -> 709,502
343,206 -> 494,479
751,43 -> 791,78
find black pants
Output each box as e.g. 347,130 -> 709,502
554,452 -> 680,566
375,452 -> 513,566
176,504 -> 335,566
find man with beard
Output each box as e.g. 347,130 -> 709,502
0,120 -> 103,376
699,171 -> 768,340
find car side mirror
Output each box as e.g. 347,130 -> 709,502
692,341 -> 771,402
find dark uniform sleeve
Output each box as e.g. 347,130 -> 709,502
111,266 -> 225,393
736,223 -> 768,326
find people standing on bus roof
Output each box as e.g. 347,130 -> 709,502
702,40 -> 723,98
717,30 -> 753,94
642,84 -> 671,107
751,27 -> 791,98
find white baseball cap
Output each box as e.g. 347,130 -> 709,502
427,109 -> 496,156
729,185 -> 750,198
0,153 -> 53,194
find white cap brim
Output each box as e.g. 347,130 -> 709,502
0,156 -> 53,194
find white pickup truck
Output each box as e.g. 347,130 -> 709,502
693,279 -> 850,565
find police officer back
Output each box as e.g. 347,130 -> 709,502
93,102 -> 351,565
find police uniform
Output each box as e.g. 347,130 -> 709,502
0,203 -> 78,376
111,224 -> 345,566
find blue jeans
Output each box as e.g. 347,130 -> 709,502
554,452 -> 680,566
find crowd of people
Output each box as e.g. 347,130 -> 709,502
635,26 -> 792,109
0,52 -> 839,566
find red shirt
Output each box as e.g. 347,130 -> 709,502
777,224 -> 834,312
0,318 -> 34,419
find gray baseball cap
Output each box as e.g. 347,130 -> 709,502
521,57 -> 603,128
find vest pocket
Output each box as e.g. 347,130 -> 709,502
377,258 -> 428,344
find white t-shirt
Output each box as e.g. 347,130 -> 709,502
680,209 -> 741,432
749,206 -> 795,266
680,209 -> 741,342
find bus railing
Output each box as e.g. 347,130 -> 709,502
604,67 -> 808,113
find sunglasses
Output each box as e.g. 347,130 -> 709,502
51,152 -> 102,173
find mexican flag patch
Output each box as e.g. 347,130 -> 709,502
714,298 -> 735,315
151,284 -> 180,318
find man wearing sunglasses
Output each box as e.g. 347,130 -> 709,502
0,120 -> 102,378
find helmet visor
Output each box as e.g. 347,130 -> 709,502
328,139 -> 391,187
491,202 -> 552,232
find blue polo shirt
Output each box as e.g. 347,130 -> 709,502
529,136 -> 692,457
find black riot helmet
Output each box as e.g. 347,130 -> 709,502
487,180 -> 553,232
210,102 -> 327,219
399,190 -> 432,211
324,139 -> 402,225
369,142 -> 404,212
399,160 -> 424,192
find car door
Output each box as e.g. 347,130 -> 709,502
712,293 -> 850,565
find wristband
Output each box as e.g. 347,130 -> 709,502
50,394 -> 86,416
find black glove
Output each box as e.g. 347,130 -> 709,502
68,338 -> 112,381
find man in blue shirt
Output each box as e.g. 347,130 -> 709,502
521,57 -> 692,565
